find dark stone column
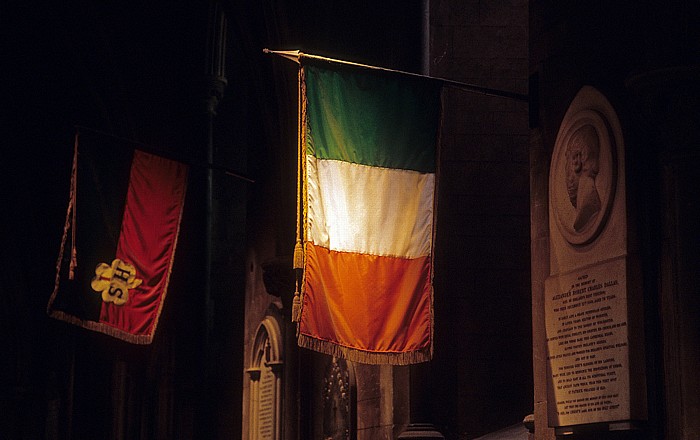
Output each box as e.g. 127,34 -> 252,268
197,1 -> 228,438
626,66 -> 700,440
396,363 -> 444,440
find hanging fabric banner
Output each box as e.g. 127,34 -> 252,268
47,132 -> 188,344
295,60 -> 443,364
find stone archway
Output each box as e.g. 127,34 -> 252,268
247,316 -> 283,440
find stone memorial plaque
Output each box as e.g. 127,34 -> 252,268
545,87 -> 646,430
258,365 -> 275,440
545,257 -> 631,426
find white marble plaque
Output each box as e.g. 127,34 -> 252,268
545,257 -> 631,426
544,87 -> 646,430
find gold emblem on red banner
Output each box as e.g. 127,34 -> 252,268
91,259 -> 143,306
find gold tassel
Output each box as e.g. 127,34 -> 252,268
69,248 -> 77,280
293,240 -> 304,269
291,287 -> 302,322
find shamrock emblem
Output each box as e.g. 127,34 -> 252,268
90,259 -> 142,306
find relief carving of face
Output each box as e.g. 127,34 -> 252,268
564,125 -> 601,231
550,89 -> 619,247
565,142 -> 583,208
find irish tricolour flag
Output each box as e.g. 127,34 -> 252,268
297,61 -> 442,365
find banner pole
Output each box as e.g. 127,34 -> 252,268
73,125 -> 254,183
263,48 -> 529,103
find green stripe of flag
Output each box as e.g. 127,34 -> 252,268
305,64 -> 441,173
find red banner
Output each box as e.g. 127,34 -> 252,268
48,136 -> 188,344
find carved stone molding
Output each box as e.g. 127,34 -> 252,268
323,356 -> 352,440
261,256 -> 294,302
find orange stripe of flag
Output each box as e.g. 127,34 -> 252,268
300,242 -> 432,354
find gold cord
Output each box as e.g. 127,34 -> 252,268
69,132 -> 79,279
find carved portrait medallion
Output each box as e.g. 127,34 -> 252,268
550,106 -> 617,246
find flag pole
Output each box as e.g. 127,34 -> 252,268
263,48 -> 529,103
73,125 -> 255,183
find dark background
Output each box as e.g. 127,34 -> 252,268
2,1 -> 429,438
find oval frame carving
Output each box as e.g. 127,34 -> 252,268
550,90 -> 619,246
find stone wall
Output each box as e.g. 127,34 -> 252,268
429,0 -> 532,437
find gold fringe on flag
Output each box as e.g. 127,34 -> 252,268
297,333 -> 432,366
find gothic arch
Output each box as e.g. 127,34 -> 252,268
247,315 -> 283,440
